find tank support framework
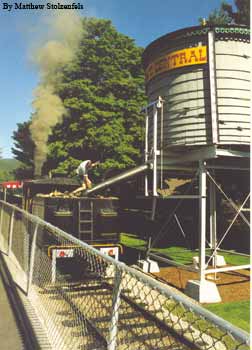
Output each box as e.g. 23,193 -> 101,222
143,99 -> 250,300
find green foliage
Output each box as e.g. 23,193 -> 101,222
0,170 -> 13,182
201,2 -> 232,25
233,0 -> 250,25
200,0 -> 250,26
46,18 -> 146,180
0,158 -> 21,181
0,158 -> 20,172
12,121 -> 35,179
222,0 -> 250,26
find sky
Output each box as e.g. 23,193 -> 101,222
0,0 -> 235,159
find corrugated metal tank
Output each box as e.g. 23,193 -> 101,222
143,25 -> 250,149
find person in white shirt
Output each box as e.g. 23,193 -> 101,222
76,160 -> 100,189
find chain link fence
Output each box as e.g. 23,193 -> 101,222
0,200 -> 250,350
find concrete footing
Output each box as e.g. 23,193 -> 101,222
137,259 -> 160,273
214,255 -> 226,266
185,279 -> 222,303
192,254 -> 226,269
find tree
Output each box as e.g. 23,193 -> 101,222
200,0 -> 250,26
45,18 -> 146,180
226,0 -> 250,25
12,121 -> 35,179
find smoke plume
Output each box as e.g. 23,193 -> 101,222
30,9 -> 83,176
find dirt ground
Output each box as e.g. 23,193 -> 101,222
154,267 -> 250,303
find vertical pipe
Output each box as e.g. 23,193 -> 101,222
27,223 -> 39,296
146,236 -> 152,259
153,105 -> 158,196
151,196 -> 157,221
108,267 -> 122,350
4,188 -> 7,202
208,30 -> 218,144
199,161 -> 207,282
8,209 -> 15,256
160,99 -> 164,189
210,175 -> 217,250
210,175 -> 217,277
145,113 -> 149,196
146,196 -> 157,257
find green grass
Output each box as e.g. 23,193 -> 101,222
205,300 -> 250,332
165,301 -> 249,348
120,233 -> 250,333
120,233 -> 147,249
216,251 -> 250,266
120,233 -> 250,266
153,246 -> 197,265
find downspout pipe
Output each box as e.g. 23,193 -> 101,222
85,163 -> 151,196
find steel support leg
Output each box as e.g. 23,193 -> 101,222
209,176 -> 217,271
199,161 -> 207,282
145,114 -> 149,196
153,105 -> 158,196
209,176 -> 217,249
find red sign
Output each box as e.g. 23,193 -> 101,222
55,249 -> 74,258
1,181 -> 23,189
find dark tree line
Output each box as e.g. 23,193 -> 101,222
201,0 -> 250,25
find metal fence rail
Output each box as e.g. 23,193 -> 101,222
0,200 -> 250,350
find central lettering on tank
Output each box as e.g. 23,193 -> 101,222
145,46 -> 207,82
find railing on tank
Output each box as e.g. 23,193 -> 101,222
0,200 -> 250,350
142,96 -> 164,197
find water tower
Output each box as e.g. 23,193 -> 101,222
142,25 -> 250,302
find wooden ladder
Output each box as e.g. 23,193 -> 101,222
78,200 -> 94,242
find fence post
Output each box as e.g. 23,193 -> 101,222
27,223 -> 39,296
8,209 -> 15,256
51,249 -> 57,283
108,267 -> 123,350
0,202 -> 3,238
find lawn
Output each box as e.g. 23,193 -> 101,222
120,233 -> 146,249
120,233 -> 250,332
120,233 -> 250,266
205,301 -> 250,332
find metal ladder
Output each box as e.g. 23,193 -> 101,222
78,200 -> 94,242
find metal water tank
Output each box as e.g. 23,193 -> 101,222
143,25 -> 250,149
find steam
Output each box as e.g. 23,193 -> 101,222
30,9 -> 83,176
